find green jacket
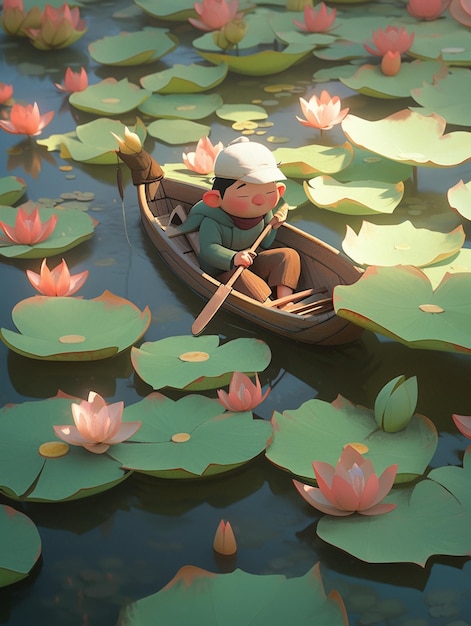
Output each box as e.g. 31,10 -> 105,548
178,201 -> 276,276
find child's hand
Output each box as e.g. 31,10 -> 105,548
234,250 -> 256,267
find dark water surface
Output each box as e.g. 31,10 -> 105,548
1,1 -> 471,624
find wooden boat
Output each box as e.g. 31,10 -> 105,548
120,149 -> 363,345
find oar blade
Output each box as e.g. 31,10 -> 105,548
192,284 -> 233,335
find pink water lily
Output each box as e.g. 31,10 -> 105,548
450,0 -> 471,26
217,372 -> 270,412
53,391 -> 141,454
1,0 -> 42,36
407,0 -> 450,19
293,445 -> 398,516
0,205 -> 57,245
296,90 -> 349,131
0,102 -> 54,136
0,83 -> 14,105
26,258 -> 89,296
25,3 -> 87,50
188,0 -> 243,32
452,413 -> 471,438
293,2 -> 337,33
364,26 -> 415,57
182,136 -> 224,174
381,50 -> 401,76
213,519 -> 237,555
55,67 -> 88,93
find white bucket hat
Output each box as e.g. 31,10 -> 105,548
214,137 -> 286,183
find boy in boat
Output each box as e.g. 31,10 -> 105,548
179,137 -> 300,304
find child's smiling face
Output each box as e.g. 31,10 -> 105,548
219,180 -> 286,218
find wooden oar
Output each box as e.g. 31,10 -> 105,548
191,203 -> 288,336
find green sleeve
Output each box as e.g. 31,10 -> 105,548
198,217 -> 235,272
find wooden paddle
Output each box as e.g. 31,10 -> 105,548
191,203 -> 288,336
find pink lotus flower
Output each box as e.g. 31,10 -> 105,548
407,0 -> 450,19
217,372 -> 270,412
25,3 -> 87,50
1,0 -> 42,36
296,90 -> 349,131
53,391 -> 141,454
188,0 -> 243,32
182,136 -> 224,174
364,26 -> 415,57
0,102 -> 54,136
0,83 -> 14,105
0,205 -> 57,245
26,258 -> 89,296
450,0 -> 471,26
452,413 -> 471,438
213,519 -> 237,555
381,50 -> 402,76
293,2 -> 337,33
55,67 -> 88,93
293,445 -> 398,516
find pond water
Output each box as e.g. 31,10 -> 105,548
1,0 -> 471,624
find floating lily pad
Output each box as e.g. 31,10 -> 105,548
273,144 -> 354,179
108,393 -> 272,479
316,446 -> 471,566
342,220 -> 465,267
334,265 -> 471,354
88,27 -> 177,66
409,28 -> 471,66
140,63 -> 228,94
313,40 -> 369,62
422,248 -> 471,289
216,103 -> 268,123
342,109 -> 471,167
0,291 -> 151,361
0,393 -> 133,501
134,0 -> 254,21
0,176 -> 26,205
334,147 -> 413,184
157,161 -> 213,187
304,177 -> 404,216
448,178 -> 471,220
411,68 -> 471,127
0,505 -> 41,587
138,93 -> 223,120
0,204 -> 96,259
340,59 -> 448,99
118,563 -> 348,626
131,335 -> 271,391
69,78 -> 151,115
266,394 -> 437,484
147,119 -> 211,145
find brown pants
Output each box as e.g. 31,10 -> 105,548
217,247 -> 301,302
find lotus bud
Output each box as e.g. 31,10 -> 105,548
374,374 -> 418,433
222,18 -> 247,45
213,519 -> 237,556
212,28 -> 231,50
111,126 -> 142,154
381,50 -> 401,76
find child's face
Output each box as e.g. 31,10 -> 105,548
219,180 -> 285,218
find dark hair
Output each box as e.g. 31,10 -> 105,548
211,177 -> 237,198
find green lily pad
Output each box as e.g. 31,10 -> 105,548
304,176 -> 404,215
216,103 -> 267,123
333,147 -> 413,184
334,265 -> 471,354
0,204 -> 96,259
448,177 -> 471,220
331,14 -> 395,43
411,68 -> 471,126
0,393 -> 133,501
266,394 -> 437,484
88,27 -> 177,66
340,59 -> 448,99
316,446 -> 471,566
273,144 -> 354,179
422,248 -> 471,289
0,176 -> 26,205
131,335 -> 271,391
342,220 -> 465,267
118,563 -> 348,626
409,28 -> 471,65
342,109 -> 471,167
133,0 -> 254,21
69,78 -> 151,115
0,291 -> 151,361
157,161 -> 213,187
108,393 -> 272,478
0,505 -> 41,587
140,63 -> 228,94
313,40 -> 369,61
147,119 -> 211,145
138,93 -> 223,120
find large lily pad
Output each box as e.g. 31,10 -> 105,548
108,393 -> 273,479
421,248 -> 471,289
0,176 -> 26,205
134,0 -> 254,21
0,393 -> 133,501
448,178 -> 471,220
273,144 -> 354,179
138,93 -> 223,120
140,63 -> 228,94
147,119 -> 211,145
69,78 -> 151,115
333,147 -> 413,184
0,291 -> 151,361
411,68 -> 471,127
313,40 -> 370,62
88,27 -> 177,66
0,505 -> 41,587
304,177 -> 404,216
316,446 -> 471,566
131,335 -> 271,391
215,103 -> 268,123
118,563 -> 348,626
266,394 -> 437,484
409,28 -> 471,66
334,264 -> 471,354
0,204 -> 96,259
342,220 -> 465,267
342,109 -> 471,167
